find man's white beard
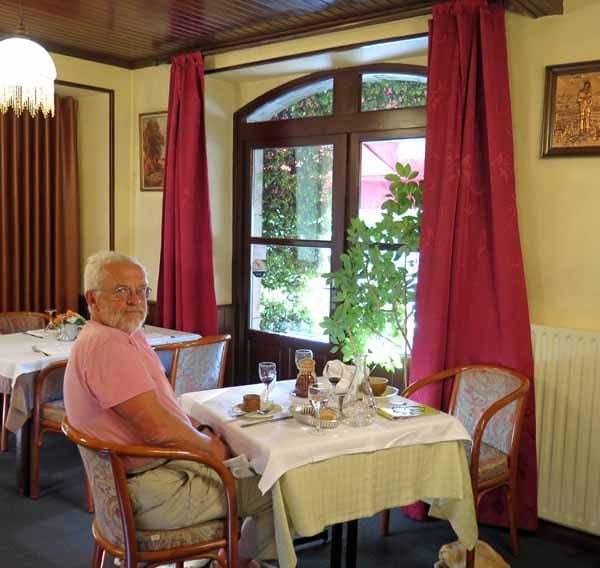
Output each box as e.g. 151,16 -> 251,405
97,304 -> 146,334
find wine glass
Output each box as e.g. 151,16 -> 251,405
44,308 -> 57,334
308,383 -> 330,435
258,362 -> 277,404
328,374 -> 346,416
294,349 -> 313,371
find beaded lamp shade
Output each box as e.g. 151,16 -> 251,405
0,36 -> 56,117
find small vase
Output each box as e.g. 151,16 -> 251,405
342,354 -> 376,427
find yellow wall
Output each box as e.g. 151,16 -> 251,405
77,92 -> 110,280
507,0 -> 600,331
52,54 -> 133,256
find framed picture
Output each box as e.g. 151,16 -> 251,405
139,111 -> 167,190
542,60 -> 600,157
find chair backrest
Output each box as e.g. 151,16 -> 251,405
35,361 -> 67,409
450,366 -> 529,455
0,311 -> 49,334
157,335 -> 231,396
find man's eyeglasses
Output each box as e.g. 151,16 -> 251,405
95,286 -> 152,301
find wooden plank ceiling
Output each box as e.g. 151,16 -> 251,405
0,0 -> 563,69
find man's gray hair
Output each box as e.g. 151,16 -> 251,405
84,251 -> 147,293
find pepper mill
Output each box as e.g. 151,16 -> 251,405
293,357 -> 317,397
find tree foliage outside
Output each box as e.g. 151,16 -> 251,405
320,162 -> 423,372
255,77 -> 426,338
361,77 -> 427,111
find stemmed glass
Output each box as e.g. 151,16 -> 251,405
258,362 -> 277,404
328,374 -> 346,417
294,349 -> 313,371
308,383 -> 330,435
44,308 -> 58,334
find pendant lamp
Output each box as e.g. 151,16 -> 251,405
0,3 -> 56,117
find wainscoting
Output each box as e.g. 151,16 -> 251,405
532,324 -> 600,536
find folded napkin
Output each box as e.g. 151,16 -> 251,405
323,359 -> 356,391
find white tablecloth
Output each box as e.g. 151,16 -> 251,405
0,324 -> 200,384
179,380 -> 471,493
0,324 -> 201,433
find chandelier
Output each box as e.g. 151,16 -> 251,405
0,4 -> 56,118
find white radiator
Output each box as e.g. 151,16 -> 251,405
532,324 -> 600,535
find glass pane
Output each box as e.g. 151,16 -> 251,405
358,137 -> 425,355
251,145 -> 333,240
359,137 -> 425,226
249,244 -> 330,341
361,73 -> 427,112
246,79 -> 334,123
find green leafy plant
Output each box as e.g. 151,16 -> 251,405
320,162 -> 423,377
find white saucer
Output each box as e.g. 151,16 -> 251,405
232,403 -> 283,419
373,386 -> 399,399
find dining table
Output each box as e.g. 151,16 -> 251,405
0,324 -> 201,495
179,379 -> 478,568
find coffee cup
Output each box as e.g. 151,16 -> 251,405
242,394 -> 260,412
369,376 -> 388,396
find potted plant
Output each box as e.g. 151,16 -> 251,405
320,162 -> 423,385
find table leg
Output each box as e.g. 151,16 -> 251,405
16,418 -> 31,496
466,547 -> 475,568
346,519 -> 358,568
330,523 -> 343,568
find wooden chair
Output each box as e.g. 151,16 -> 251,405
380,365 -> 530,557
30,361 -> 94,512
61,417 -> 239,568
155,335 -> 231,396
0,311 -> 49,452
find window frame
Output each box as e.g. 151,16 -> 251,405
233,63 -> 427,384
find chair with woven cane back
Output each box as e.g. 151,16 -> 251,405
155,334 -> 231,396
0,311 -> 50,452
30,360 -> 94,512
380,365 -> 530,557
61,417 -> 239,568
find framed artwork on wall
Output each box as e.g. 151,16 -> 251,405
139,111 -> 167,190
542,60 -> 600,157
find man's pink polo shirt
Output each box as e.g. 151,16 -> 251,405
64,320 -> 191,467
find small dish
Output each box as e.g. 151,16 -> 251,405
373,386 -> 399,399
290,404 -> 340,429
232,403 -> 283,419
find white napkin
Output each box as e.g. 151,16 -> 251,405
322,359 -> 356,391
224,454 -> 255,479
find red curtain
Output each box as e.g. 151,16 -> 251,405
156,53 -> 218,335
408,0 -> 538,530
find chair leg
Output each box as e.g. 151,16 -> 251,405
466,547 -> 475,568
1,393 -> 10,452
505,483 -> 519,556
29,430 -> 41,499
84,471 -> 95,513
175,563 -> 184,568
380,509 -> 390,536
92,541 -> 105,568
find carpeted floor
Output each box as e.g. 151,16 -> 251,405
1,434 -> 598,568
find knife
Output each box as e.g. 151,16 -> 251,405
240,415 -> 293,428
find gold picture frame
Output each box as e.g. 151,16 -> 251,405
139,111 -> 167,190
542,60 -> 600,157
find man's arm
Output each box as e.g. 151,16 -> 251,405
113,390 -> 230,461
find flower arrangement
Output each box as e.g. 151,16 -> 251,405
53,310 -> 86,326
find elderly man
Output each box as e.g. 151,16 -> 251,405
64,251 -> 277,568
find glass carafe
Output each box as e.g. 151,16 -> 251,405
342,354 -> 376,427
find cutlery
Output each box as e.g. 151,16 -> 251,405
23,331 -> 45,339
31,345 -> 51,356
240,415 -> 292,428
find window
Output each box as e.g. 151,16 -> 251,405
234,65 -> 427,383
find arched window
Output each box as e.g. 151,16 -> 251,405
233,64 -> 427,383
